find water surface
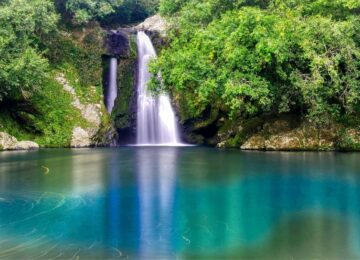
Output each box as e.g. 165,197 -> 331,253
0,148 -> 360,259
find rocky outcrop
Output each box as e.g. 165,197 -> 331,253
105,29 -> 132,58
0,132 -> 39,151
0,132 -> 17,150
134,15 -> 167,36
104,30 -> 138,144
134,15 -> 169,53
240,119 -> 340,151
14,141 -> 40,150
71,127 -> 91,148
337,128 -> 360,150
241,135 -> 266,150
56,74 -> 117,148
56,74 -> 103,127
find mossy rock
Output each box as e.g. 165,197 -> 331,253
111,34 -> 138,142
337,128 -> 360,151
239,115 -> 342,151
217,116 -> 265,148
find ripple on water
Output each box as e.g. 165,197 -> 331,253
0,191 -> 129,259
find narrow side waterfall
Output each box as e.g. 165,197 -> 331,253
136,31 -> 181,145
106,58 -> 118,113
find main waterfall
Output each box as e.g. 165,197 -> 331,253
136,31 -> 181,145
106,58 -> 118,113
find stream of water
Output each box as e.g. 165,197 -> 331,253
136,32 -> 181,145
106,58 -> 118,114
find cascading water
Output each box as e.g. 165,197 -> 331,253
106,58 -> 118,113
136,31 -> 181,145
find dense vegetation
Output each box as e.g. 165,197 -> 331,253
1,0 -> 359,149
60,0 -> 159,25
0,0 -> 156,147
153,0 -> 360,130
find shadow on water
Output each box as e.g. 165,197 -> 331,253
0,148 -> 360,258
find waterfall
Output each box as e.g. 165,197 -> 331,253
106,58 -> 118,114
136,31 -> 181,145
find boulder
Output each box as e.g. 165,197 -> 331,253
71,127 -> 91,148
14,141 -> 39,150
0,132 -> 39,151
135,15 -> 167,36
78,103 -> 102,127
0,132 -> 18,150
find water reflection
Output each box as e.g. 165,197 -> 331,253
137,148 -> 178,258
0,149 -> 360,258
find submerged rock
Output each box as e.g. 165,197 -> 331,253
0,132 -> 39,151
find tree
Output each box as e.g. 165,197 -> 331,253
0,0 -> 58,102
65,0 -> 123,24
154,0 -> 360,124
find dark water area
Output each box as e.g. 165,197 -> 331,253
0,147 -> 360,259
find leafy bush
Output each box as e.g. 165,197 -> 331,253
0,0 -> 58,102
61,0 -> 159,26
154,0 -> 360,125
0,0 -> 107,146
65,0 -> 124,24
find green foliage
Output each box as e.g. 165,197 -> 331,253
45,25 -> 105,87
29,76 -> 88,146
0,0 -> 58,102
0,1 -> 109,147
62,0 -> 159,26
155,0 -> 360,125
0,76 -> 87,147
65,0 -> 123,24
98,0 -> 160,26
159,0 -> 189,16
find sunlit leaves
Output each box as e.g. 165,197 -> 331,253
65,0 -> 123,24
155,0 -> 360,123
0,0 -> 58,101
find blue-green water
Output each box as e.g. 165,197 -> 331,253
0,148 -> 360,259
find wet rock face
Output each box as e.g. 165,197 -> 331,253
108,33 -> 138,145
105,30 -> 131,58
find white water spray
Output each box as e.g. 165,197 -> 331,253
106,58 -> 118,113
136,31 -> 181,145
